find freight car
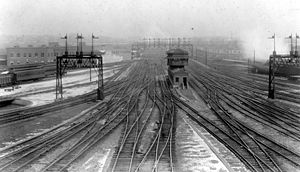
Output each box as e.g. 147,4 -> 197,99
0,73 -> 15,87
9,63 -> 46,82
44,63 -> 56,76
0,63 -> 57,87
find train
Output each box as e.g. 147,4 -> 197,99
0,63 -> 56,87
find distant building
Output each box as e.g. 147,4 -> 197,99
6,42 -> 92,66
0,54 -> 7,66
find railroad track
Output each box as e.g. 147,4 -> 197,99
0,68 -> 135,171
0,62 -> 135,171
0,59 -> 176,172
173,95 -> 300,172
206,61 -> 300,103
189,73 -> 300,140
0,79 -> 124,125
108,62 -> 176,172
185,61 -> 300,171
0,63 -> 131,125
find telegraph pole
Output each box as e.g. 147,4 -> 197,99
91,34 -> 99,81
295,33 -> 299,56
61,34 -> 68,55
92,33 -> 99,55
76,33 -> 79,56
205,48 -> 208,65
268,33 -> 276,99
253,50 -> 255,64
143,38 -> 146,49
287,34 -> 293,55
80,33 -> 84,56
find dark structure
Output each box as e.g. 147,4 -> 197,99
166,48 -> 189,89
268,34 -> 300,99
56,34 -> 104,100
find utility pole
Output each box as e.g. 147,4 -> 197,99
295,33 -> 299,56
158,38 -> 160,48
269,33 -> 276,55
148,38 -> 151,48
253,49 -> 255,64
287,34 -> 293,55
268,33 -> 276,99
76,33 -> 79,56
91,34 -> 99,81
80,33 -> 84,56
205,48 -> 208,65
92,33 -> 99,55
143,38 -> 146,49
61,34 -> 68,55
248,58 -> 249,74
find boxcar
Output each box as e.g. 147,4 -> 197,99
0,73 -> 14,87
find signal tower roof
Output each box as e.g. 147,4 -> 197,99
166,48 -> 188,56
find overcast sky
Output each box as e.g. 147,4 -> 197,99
0,0 -> 300,58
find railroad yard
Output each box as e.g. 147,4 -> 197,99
1,0 -> 300,171
0,51 -> 299,172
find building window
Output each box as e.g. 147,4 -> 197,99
41,52 -> 44,57
10,53 -> 14,57
29,53 -> 32,57
175,77 -> 179,82
35,53 -> 38,57
24,53 -> 27,57
17,53 -> 20,57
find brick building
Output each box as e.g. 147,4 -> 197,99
6,42 -> 92,66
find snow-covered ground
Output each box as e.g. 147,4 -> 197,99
0,54 -> 124,106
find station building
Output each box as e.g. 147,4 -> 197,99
166,48 -> 189,89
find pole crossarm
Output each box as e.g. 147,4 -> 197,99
270,54 -> 300,67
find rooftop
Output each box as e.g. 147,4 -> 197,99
167,48 -> 189,56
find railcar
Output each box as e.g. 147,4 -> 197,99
9,64 -> 46,82
0,73 -> 15,87
43,63 -> 56,76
